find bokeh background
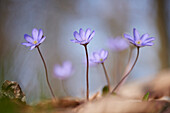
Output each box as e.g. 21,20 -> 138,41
0,0 -> 169,104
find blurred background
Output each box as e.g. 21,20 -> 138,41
0,0 -> 169,104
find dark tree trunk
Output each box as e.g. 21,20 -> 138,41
157,0 -> 170,69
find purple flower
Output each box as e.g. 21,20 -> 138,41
108,37 -> 129,51
124,28 -> 155,47
90,49 -> 108,63
71,28 -> 95,45
22,28 -> 46,50
54,61 -> 73,80
83,58 -> 97,67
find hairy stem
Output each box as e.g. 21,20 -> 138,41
61,80 -> 69,96
112,47 -> 140,94
101,62 -> 111,92
114,47 -> 133,91
37,46 -> 57,102
84,45 -> 89,101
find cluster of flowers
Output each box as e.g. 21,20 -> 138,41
22,28 -> 155,101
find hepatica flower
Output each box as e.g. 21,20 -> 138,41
90,49 -> 111,92
90,49 -> 108,64
70,28 -> 95,100
112,28 -> 155,94
22,28 -> 56,102
83,58 -> 97,67
108,37 -> 129,51
124,28 -> 155,47
71,28 -> 95,45
54,61 -> 73,80
22,28 -> 46,50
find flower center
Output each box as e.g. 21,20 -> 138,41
33,41 -> 38,44
100,58 -> 103,61
136,40 -> 142,45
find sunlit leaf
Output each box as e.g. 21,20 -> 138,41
142,92 -> 150,101
102,85 -> 109,95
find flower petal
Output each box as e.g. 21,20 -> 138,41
54,65 -> 63,77
80,40 -> 88,45
70,39 -> 80,43
85,28 -> 91,38
144,37 -> 155,43
32,28 -> 38,40
88,30 -> 95,41
38,29 -> 43,41
30,45 -> 36,50
103,51 -> 108,59
63,61 -> 72,75
73,31 -> 82,41
22,42 -> 32,47
124,34 -> 133,41
124,37 -> 135,44
140,34 -> 149,41
93,52 -> 100,61
133,28 -> 140,41
39,36 -> 46,44
79,28 -> 85,40
100,50 -> 108,59
24,34 -> 33,43
100,49 -> 105,57
144,42 -> 154,46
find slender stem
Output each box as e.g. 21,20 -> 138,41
112,47 -> 140,94
101,62 -> 111,92
84,45 -> 89,101
116,52 -> 120,84
36,46 -> 57,102
113,53 -> 118,84
122,47 -> 133,76
112,47 -> 133,92
61,80 -> 69,96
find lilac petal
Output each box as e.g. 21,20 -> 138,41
88,30 -> 95,41
103,51 -> 108,59
79,28 -> 85,39
124,34 -> 133,41
91,60 -> 99,63
142,38 -> 155,45
54,62 -> 72,80
90,57 -> 98,63
73,31 -> 82,41
85,28 -> 91,38
70,39 -> 80,43
140,34 -> 149,41
24,34 -> 33,43
32,28 -> 38,40
39,36 -> 46,44
145,42 -> 154,46
124,37 -> 135,44
89,59 -> 97,66
93,52 -> 100,60
22,42 -> 32,47
119,39 -> 129,48
54,65 -> 63,78
80,40 -> 88,45
100,49 -> 105,57
144,37 -> 155,43
38,29 -> 43,41
133,28 -> 140,41
63,61 -> 72,71
30,45 -> 36,50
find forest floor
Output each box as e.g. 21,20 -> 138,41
0,69 -> 170,113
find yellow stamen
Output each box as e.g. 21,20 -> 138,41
136,40 -> 142,45
100,59 -> 103,61
33,41 -> 38,44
